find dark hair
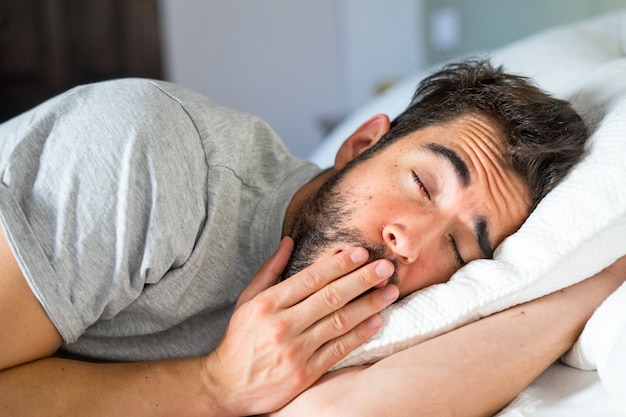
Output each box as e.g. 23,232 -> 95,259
359,58 -> 588,210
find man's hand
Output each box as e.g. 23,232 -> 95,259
204,237 -> 399,416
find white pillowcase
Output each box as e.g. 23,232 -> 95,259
331,56 -> 626,370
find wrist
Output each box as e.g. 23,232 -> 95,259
200,351 -> 241,417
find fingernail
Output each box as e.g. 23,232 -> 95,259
351,247 -> 369,263
375,261 -> 394,278
382,285 -> 399,300
365,315 -> 382,329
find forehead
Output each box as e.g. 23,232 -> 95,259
403,115 -> 506,157
391,115 -> 532,250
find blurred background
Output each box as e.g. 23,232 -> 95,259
1,0 -> 624,158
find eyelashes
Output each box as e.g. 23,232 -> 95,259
411,171 -> 431,199
448,235 -> 466,266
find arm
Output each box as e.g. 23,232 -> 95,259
0,229 -> 399,417
270,256 -> 626,417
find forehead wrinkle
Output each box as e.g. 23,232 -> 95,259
462,132 -> 531,257
460,114 -> 508,165
467,135 -> 531,228
426,143 -> 470,187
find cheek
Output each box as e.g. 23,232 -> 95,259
349,187 -> 403,225
339,167 -> 407,236
400,250 -> 459,295
347,196 -> 383,230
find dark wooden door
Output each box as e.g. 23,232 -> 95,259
0,0 -> 162,121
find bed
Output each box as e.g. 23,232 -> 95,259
308,10 -> 626,416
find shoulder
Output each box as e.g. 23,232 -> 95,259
144,80 -> 302,189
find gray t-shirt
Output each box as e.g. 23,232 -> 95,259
0,79 -> 320,361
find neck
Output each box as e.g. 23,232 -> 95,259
282,168 -> 336,237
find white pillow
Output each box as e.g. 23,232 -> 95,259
331,57 -> 626,370
563,280 -> 626,396
489,10 -> 625,96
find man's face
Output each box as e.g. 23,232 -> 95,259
285,115 -> 531,297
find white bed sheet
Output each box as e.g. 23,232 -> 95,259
497,364 -> 626,417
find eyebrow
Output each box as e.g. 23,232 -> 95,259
425,143 -> 493,258
426,143 -> 470,187
474,217 -> 493,258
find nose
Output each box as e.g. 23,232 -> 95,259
382,223 -> 424,264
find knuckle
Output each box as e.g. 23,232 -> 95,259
361,298 -> 388,320
281,346 -> 310,385
329,339 -> 349,359
267,318 -> 293,343
300,269 -> 324,291
321,285 -> 343,310
291,368 -> 310,389
249,294 -> 275,316
282,343 -> 301,363
350,263 -> 378,290
366,289 -> 387,309
354,322 -> 373,341
329,309 -> 350,332
332,252 -> 353,272
357,267 -> 375,287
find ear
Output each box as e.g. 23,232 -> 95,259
334,114 -> 390,170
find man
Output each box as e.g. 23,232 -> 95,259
0,59 -> 620,416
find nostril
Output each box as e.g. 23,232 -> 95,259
383,230 -> 397,245
383,224 -> 421,265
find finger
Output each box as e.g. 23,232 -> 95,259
236,237 -> 294,308
272,247 -> 370,308
294,259 -> 395,330
308,310 -> 388,372
264,237 -> 295,277
305,282 -> 398,349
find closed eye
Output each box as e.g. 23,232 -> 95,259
411,171 -> 430,199
449,235 -> 466,267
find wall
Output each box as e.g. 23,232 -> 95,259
159,1 -> 625,159
158,0 -> 425,158
424,0 -> 626,65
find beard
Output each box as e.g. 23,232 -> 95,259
280,168 -> 399,284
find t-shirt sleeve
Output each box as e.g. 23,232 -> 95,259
0,79 -> 208,343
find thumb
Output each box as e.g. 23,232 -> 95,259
235,237 -> 294,308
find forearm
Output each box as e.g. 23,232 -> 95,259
0,356 -> 218,417
357,288 -> 591,417
272,262 -> 626,417
0,239 -> 399,417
